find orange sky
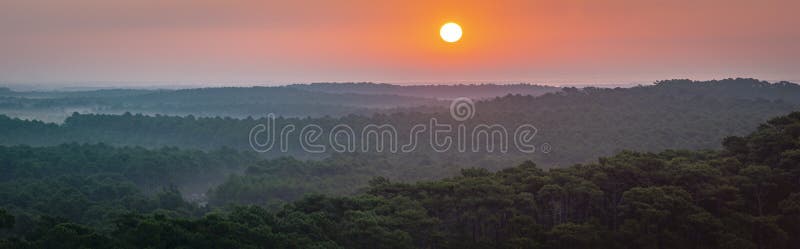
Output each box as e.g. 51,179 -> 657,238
0,0 -> 798,85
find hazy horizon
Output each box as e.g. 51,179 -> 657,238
5,77 -> 800,92
3,1 -> 800,248
2,0 -> 798,85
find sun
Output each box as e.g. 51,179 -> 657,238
440,22 -> 462,43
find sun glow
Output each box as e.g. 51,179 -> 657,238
440,22 -> 462,43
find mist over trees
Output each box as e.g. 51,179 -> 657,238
0,86 -> 445,122
1,78 -> 800,248
1,78 -> 797,165
0,82 -> 559,122
2,106 -> 800,249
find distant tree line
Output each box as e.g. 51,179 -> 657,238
2,78 -> 798,166
0,85 -> 445,122
287,82 -> 560,99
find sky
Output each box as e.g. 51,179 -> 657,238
0,0 -> 798,87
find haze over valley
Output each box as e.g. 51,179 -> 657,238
2,0 -> 799,248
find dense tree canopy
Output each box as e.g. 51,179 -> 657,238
2,79 -> 800,248
1,79 -> 798,167
2,111 -> 800,248
0,144 -> 260,238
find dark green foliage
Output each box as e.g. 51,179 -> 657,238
0,144 -> 260,235
208,156 -> 369,206
74,111 -> 798,248
0,209 -> 13,229
0,143 -> 257,193
1,80 -> 800,248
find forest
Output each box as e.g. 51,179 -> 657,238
0,85 -> 447,122
1,79 -> 800,248
2,0 -> 797,247
0,83 -> 559,122
0,79 -> 798,205
2,79 -> 798,164
1,106 -> 799,248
